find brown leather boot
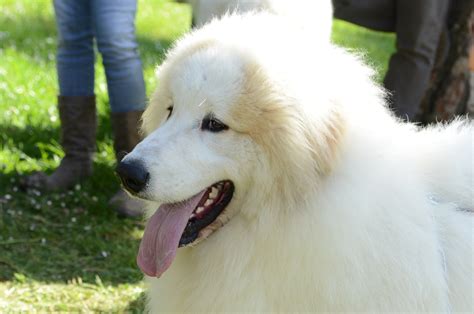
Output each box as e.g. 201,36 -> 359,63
21,96 -> 96,191
110,110 -> 143,162
108,110 -> 148,218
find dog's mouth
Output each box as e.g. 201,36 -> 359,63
179,180 -> 234,247
137,180 -> 234,278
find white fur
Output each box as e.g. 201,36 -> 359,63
124,8 -> 474,313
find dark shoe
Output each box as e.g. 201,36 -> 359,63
109,110 -> 147,217
20,96 -> 97,191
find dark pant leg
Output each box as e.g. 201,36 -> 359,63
384,0 -> 450,120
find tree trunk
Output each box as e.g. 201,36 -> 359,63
417,1 -> 474,124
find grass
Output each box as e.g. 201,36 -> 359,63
0,1 -> 395,312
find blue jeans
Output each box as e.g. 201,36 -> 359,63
53,0 -> 146,113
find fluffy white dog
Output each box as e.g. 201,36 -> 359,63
117,5 -> 473,312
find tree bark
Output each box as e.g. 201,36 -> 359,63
417,1 -> 474,124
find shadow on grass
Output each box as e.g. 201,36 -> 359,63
0,168 -> 146,286
0,122 -> 146,286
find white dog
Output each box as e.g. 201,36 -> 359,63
117,5 -> 473,312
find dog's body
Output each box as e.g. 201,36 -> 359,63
124,9 -> 473,313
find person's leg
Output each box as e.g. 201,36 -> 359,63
384,0 -> 450,120
92,0 -> 147,217
21,0 -> 97,191
55,0 -> 95,97
92,0 -> 146,114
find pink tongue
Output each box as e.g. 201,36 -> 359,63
137,191 -> 206,277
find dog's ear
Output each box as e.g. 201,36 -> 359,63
247,96 -> 346,205
302,107 -> 346,177
235,67 -> 345,207
262,103 -> 345,180
236,63 -> 345,181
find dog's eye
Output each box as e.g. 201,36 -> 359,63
166,106 -> 173,120
201,115 -> 228,133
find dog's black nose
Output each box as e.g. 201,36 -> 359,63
116,160 -> 149,194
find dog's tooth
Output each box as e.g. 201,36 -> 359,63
204,199 -> 213,207
190,213 -> 196,219
210,187 -> 218,199
196,206 -> 205,214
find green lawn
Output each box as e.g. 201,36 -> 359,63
0,1 -> 394,311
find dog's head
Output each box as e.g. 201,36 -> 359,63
118,13 -> 348,277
